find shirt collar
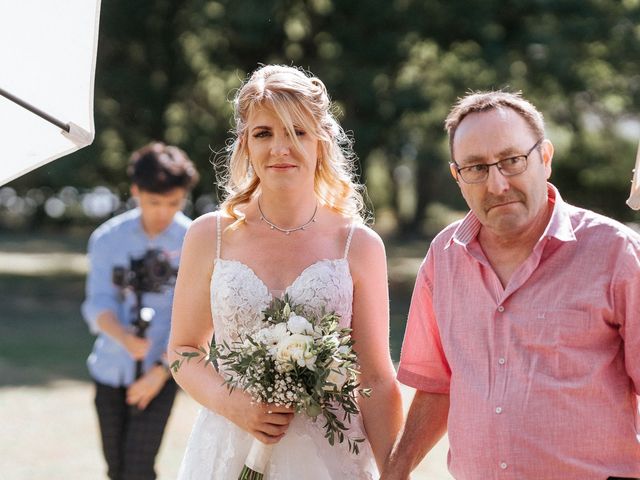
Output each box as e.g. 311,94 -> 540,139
540,184 -> 576,243
445,183 -> 576,250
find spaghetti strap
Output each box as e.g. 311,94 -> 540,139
343,223 -> 356,259
216,213 -> 222,260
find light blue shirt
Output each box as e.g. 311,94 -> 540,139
81,208 -> 191,387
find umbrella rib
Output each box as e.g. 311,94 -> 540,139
0,86 -> 70,133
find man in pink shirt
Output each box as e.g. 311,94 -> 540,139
381,92 -> 640,480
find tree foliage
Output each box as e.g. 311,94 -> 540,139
8,0 -> 640,231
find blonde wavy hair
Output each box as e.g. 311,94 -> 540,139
217,65 -> 365,223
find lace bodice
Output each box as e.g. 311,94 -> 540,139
210,213 -> 356,344
211,258 -> 353,345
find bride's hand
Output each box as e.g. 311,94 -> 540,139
225,391 -> 294,444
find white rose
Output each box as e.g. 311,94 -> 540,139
276,334 -> 316,371
323,359 -> 349,391
271,322 -> 288,341
254,327 -> 272,344
261,323 -> 288,356
287,314 -> 313,335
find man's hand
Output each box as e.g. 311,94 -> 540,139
122,333 -> 150,360
379,391 -> 450,480
126,364 -> 168,410
379,457 -> 412,480
96,311 -> 150,360
379,472 -> 410,480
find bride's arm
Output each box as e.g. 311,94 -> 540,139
168,214 -> 292,444
348,226 -> 404,470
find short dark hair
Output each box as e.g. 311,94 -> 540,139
127,142 -> 199,193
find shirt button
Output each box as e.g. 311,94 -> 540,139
498,358 -> 506,365
497,305 -> 505,313
495,406 -> 503,414
500,462 -> 508,469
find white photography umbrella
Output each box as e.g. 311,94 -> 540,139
626,140 -> 640,210
0,0 -> 102,186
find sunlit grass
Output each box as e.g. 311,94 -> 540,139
0,273 -> 93,385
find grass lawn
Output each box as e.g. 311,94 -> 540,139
0,273 -> 92,385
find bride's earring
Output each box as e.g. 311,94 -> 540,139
247,158 -> 254,177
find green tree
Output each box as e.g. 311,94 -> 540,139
8,0 -> 640,231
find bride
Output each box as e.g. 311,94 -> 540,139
168,64 -> 402,479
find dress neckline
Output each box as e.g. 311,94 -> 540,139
215,257 -> 349,300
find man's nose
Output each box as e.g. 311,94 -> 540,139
485,164 -> 510,195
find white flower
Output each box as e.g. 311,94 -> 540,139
276,334 -> 317,371
271,322 -> 288,341
287,314 -> 313,335
255,323 -> 288,344
323,359 -> 349,391
254,327 -> 271,343
324,335 -> 340,350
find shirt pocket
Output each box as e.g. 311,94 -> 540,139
515,309 -> 593,380
525,309 -> 589,346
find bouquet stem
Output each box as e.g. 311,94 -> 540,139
238,438 -> 273,480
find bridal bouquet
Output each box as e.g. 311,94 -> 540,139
173,295 -> 370,480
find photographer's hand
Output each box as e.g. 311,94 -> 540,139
122,333 -> 151,360
126,364 -> 170,410
95,311 -> 150,360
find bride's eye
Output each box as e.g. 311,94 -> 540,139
253,130 -> 271,138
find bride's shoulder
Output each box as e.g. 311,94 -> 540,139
345,221 -> 386,261
349,221 -> 384,247
186,211 -> 214,235
188,210 -> 235,232
184,210 -> 235,247
344,222 -> 387,287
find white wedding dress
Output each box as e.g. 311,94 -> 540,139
177,220 -> 377,479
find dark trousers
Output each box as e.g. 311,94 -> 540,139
94,379 -> 177,480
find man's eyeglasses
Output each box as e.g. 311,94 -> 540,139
452,139 -> 543,184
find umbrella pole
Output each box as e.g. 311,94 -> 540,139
0,86 -> 70,132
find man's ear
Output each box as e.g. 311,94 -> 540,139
130,184 -> 140,199
540,139 -> 554,179
449,163 -> 459,183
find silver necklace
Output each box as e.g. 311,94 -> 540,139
257,198 -> 318,235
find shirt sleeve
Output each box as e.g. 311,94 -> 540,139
397,249 -> 451,393
81,229 -> 122,335
615,238 -> 640,395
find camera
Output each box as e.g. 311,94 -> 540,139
112,248 -> 177,294
112,248 -> 177,382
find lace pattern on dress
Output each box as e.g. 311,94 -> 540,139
210,259 -> 271,343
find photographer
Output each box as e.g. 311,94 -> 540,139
81,142 -> 199,480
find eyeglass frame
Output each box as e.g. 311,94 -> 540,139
451,138 -> 544,184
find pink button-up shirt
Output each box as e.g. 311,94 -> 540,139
398,185 -> 640,479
